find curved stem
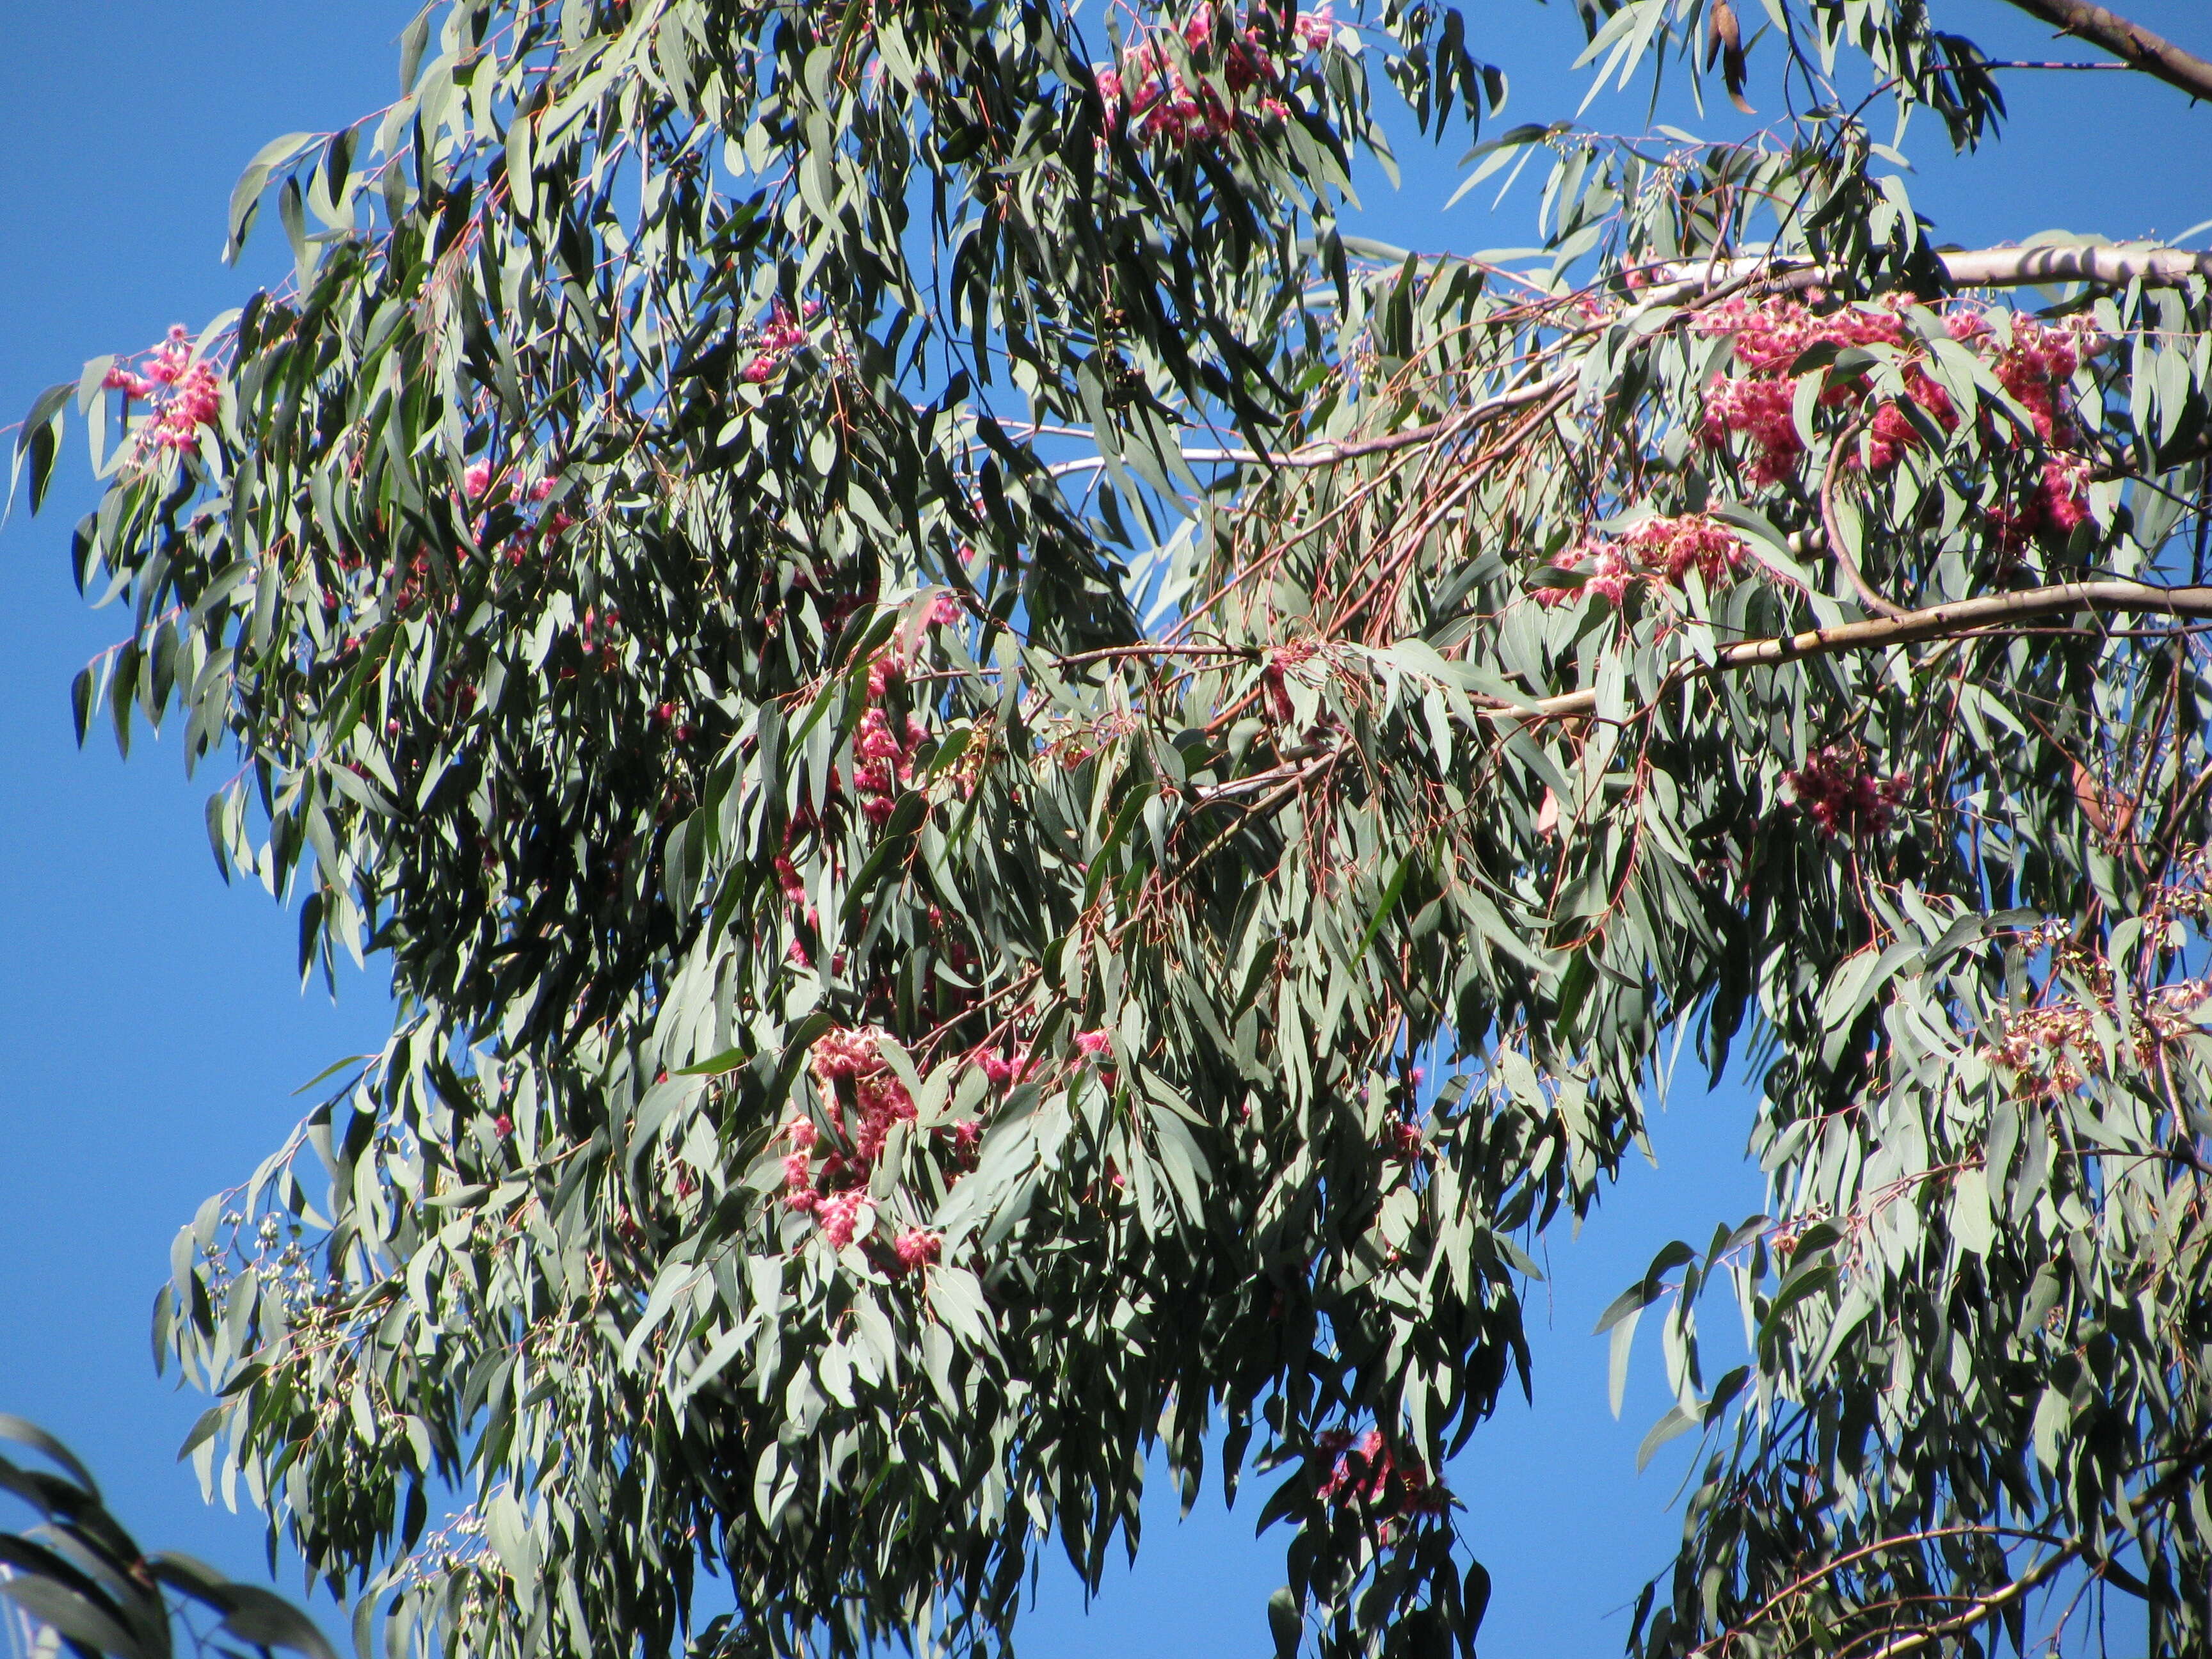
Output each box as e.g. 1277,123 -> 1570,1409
1822,418 -> 1909,619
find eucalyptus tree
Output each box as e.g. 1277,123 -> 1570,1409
17,1 -> 2212,1656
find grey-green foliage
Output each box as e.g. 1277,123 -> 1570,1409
0,1417 -> 333,1659
15,1 -> 2212,1656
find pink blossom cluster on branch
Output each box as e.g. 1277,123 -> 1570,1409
457,460 -> 568,567
1095,4 -> 1334,147
781,1027 -> 977,1269
102,326 -> 222,454
1780,744 -> 1906,839
1695,296 -> 1963,483
739,300 -> 819,385
1537,513 -> 1751,609
1982,979 -> 2212,1101
781,1018 -> 1119,1265
1694,294 -> 2093,540
854,592 -> 963,822
1313,1428 -> 1449,1528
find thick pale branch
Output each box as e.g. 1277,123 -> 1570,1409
1852,1543 -> 2082,1659
1481,580 -> 2212,722
1646,243 -> 2212,293
1997,0 -> 2212,104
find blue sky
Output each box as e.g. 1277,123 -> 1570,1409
0,3 -> 2204,1656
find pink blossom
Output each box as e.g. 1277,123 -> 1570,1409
1988,456 -> 2092,552
531,476 -> 558,502
1096,4 -> 1282,148
1316,1427 -> 1448,1520
1541,515 -> 1750,610
774,854 -> 807,904
1943,308 -> 1992,345
892,1228 -> 942,1272
1863,401 -> 1919,470
493,1113 -> 514,1140
1992,316 -> 2084,442
1782,746 -> 1905,838
857,707 -> 906,761
462,460 -> 493,498
2039,458 -> 2091,531
817,1190 -> 872,1248
1703,374 -> 1803,483
144,326 -> 194,387
1075,1029 -> 1113,1059
1693,295 -> 1905,376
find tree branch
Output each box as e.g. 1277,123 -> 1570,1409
1849,1543 -> 2081,1659
1479,580 -> 2212,723
1997,0 -> 2212,104
1642,244 -> 2212,294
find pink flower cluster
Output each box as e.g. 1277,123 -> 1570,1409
856,703 -> 929,824
576,604 -> 622,673
781,1026 -> 981,1267
1781,746 -> 1906,839
1699,376 -> 1803,484
1314,1429 -> 1448,1523
851,593 -> 965,822
456,462 -> 567,566
103,326 -> 222,454
1989,456 -> 2092,555
893,1228 -> 943,1270
1260,639 -> 1320,725
1539,513 -> 1751,609
1861,376 -> 1957,470
1694,294 -> 1917,375
1096,5 -> 1332,147
1699,297 -> 2094,524
1696,298 -> 1963,483
1939,311 -> 2090,552
974,1046 -> 1030,1088
739,300 -> 819,385
650,699 -> 696,742
1985,312 -> 2085,443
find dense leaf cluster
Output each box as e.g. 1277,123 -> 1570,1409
0,1418 -> 332,1659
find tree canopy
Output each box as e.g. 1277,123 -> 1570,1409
16,1 -> 2212,1656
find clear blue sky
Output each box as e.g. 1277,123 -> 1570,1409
1,3 -> 2204,1656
